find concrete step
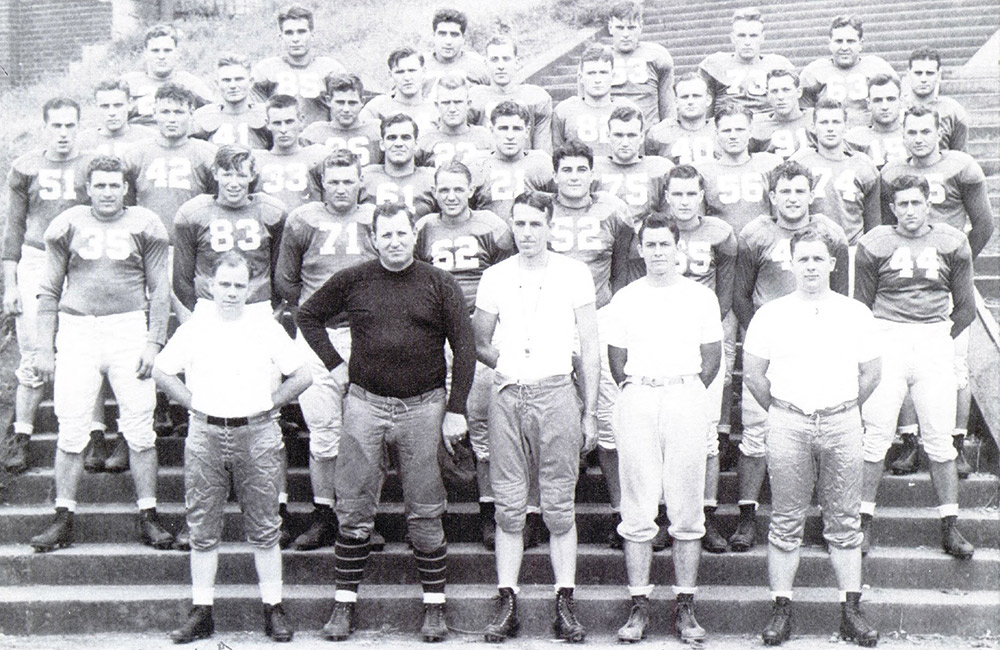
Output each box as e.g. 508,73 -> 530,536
975,253 -> 999,276
4,502 -> 998,548
0,582 -> 995,636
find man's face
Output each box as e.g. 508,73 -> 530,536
892,186 -> 931,234
433,21 -> 465,62
716,113 -> 752,156
373,210 -> 416,269
511,203 -> 550,257
608,17 -> 642,53
790,239 -> 834,294
731,19 -> 763,61
639,226 -> 678,276
435,85 -> 470,129
279,17 -> 313,59
666,176 -> 704,223
903,113 -> 939,159
492,115 -> 527,158
770,175 -> 813,223
814,108 -> 846,150
154,98 -> 191,139
580,60 -> 614,100
144,35 -> 177,78
329,90 -> 364,128
95,89 -> 129,133
829,25 -> 862,68
908,59 -> 940,99
211,262 -> 251,317
87,170 -> 127,217
675,78 -> 712,121
390,55 -> 425,99
869,82 -> 901,126
434,170 -> 472,218
267,105 -> 303,150
554,155 -> 593,201
217,64 -> 251,105
380,121 -> 417,165
323,164 -> 361,212
608,117 -> 644,164
485,42 -> 518,86
767,75 -> 802,117
213,160 -> 255,207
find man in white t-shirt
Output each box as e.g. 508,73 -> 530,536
742,226 -> 881,648
607,215 -> 722,644
154,252 -> 312,644
472,191 -> 599,644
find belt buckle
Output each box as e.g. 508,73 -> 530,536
641,377 -> 664,387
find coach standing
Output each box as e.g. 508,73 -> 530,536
297,199 -> 475,644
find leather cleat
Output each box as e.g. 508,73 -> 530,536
321,601 -> 355,641
170,605 -> 214,644
103,436 -> 130,473
860,513 -> 873,556
29,507 -> 74,552
83,430 -> 107,473
673,594 -> 706,643
953,435 -> 973,478
941,515 -> 974,559
172,524 -> 191,551
890,433 -> 920,475
264,602 -> 293,642
728,508 -> 757,552
139,508 -> 174,549
617,595 -> 649,643
702,507 -> 727,554
552,587 -> 585,643
480,502 -> 496,551
483,587 -> 519,643
291,508 -> 337,551
762,596 -> 792,646
840,592 -> 878,647
421,602 -> 448,642
5,432 -> 30,474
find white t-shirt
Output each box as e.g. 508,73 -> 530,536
743,292 -> 879,414
605,276 -> 723,378
155,302 -> 305,417
476,252 -> 596,382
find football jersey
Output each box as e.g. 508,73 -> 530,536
360,164 -> 436,217
845,122 -> 906,169
592,155 -> 673,224
422,50 -> 490,96
360,93 -> 439,137
191,103 -> 270,149
735,213 -> 850,324
750,109 -> 815,160
551,194 -> 633,309
417,124 -> 494,167
415,209 -> 515,311
610,42 -> 675,125
123,138 -> 218,241
901,87 -> 969,152
172,192 -> 286,309
252,145 -> 328,212
697,152 -> 783,237
880,151 -> 988,232
78,124 -> 157,158
790,148 -> 880,246
468,83 -> 554,152
552,96 -> 639,159
799,56 -> 898,126
676,216 -> 738,315
251,55 -> 346,126
40,205 -> 170,343
4,150 -> 94,260
274,201 -> 376,310
699,52 -> 794,113
643,119 -> 715,164
299,120 -> 382,166
121,70 -> 215,126
467,150 -> 554,223
855,223 -> 974,324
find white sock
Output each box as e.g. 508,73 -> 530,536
314,497 -> 334,508
628,585 -> 654,598
771,591 -> 793,601
938,503 -> 959,518
278,492 -> 289,505
423,592 -> 446,604
136,497 -> 157,511
253,544 -> 282,600
13,423 -> 33,435
672,586 -> 697,596
191,549 -> 219,605
498,584 -> 520,595
335,589 -> 358,603
859,502 -> 876,516
90,422 -> 106,433
54,499 -> 76,512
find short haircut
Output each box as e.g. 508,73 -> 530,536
867,73 -> 901,93
372,199 -> 416,232
43,97 -> 81,122
553,139 -> 594,171
324,73 -> 365,98
814,97 -> 847,121
265,93 -> 300,115
579,43 -> 615,68
903,104 -> 940,129
388,46 -> 424,71
713,101 -> 753,126
217,53 -> 251,71
212,250 -> 250,277
769,160 -> 813,192
512,190 -> 554,222
665,164 -> 705,192
789,224 -> 836,256
608,1 -> 642,22
485,34 -> 518,57
433,8 -> 468,33
380,112 -> 419,139
323,148 -> 362,174
732,6 -> 762,23
435,72 -> 469,93
638,214 -> 679,244
144,24 -> 178,47
890,174 -> 931,201
434,160 -> 472,185
213,144 -> 256,174
154,82 -> 195,108
608,104 -> 644,129
673,71 -> 711,96
94,79 -> 129,97
490,100 -> 531,126
85,154 -> 126,183
830,15 -> 863,39
277,3 -> 313,30
909,46 -> 941,69
766,68 -> 799,88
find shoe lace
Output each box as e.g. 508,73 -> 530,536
558,593 -> 581,626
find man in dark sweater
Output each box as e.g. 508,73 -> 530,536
297,199 -> 475,644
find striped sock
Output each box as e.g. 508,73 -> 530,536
334,534 -> 371,593
413,545 -> 447,594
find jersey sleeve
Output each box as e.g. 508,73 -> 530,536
3,166 -> 31,261
531,91 -> 554,153
829,224 -> 851,296
714,227 -> 738,317
140,218 -> 172,345
852,238 -> 878,309
296,268 -> 351,370
798,61 -> 824,107
733,231 -> 759,328
37,215 -> 72,314
274,214 -> 306,306
171,206 -> 199,311
551,104 -> 568,150
948,238 -> 976,337
441,271 -> 476,414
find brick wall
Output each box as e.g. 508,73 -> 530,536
0,0 -> 113,87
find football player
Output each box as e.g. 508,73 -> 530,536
300,73 -> 382,167
606,1 -> 675,126
422,7 -> 489,93
417,74 -> 494,168
361,47 -> 440,136
845,74 -> 907,169
191,54 -> 271,149
644,73 -> 716,165
750,70 -> 814,160
361,113 -> 436,217
79,80 -> 157,158
903,47 -> 969,152
252,94 -> 327,213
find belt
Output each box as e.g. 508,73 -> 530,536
624,375 -> 698,387
191,409 -> 275,428
494,372 -> 572,389
771,397 -> 858,417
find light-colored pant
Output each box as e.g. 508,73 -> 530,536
862,321 -> 957,464
54,311 -> 155,454
297,327 -> 351,459
14,245 -> 45,388
614,377 -> 708,543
